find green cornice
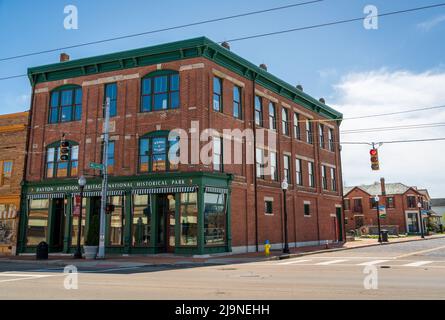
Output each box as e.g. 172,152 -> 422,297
27,37 -> 342,120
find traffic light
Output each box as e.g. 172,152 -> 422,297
59,139 -> 70,161
105,204 -> 115,214
370,148 -> 379,171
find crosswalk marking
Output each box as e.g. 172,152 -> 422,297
315,259 -> 348,265
357,260 -> 390,266
403,261 -> 433,267
277,259 -> 311,265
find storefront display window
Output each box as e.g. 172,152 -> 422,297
204,192 -> 226,245
70,197 -> 86,246
179,193 -> 198,246
108,196 -> 124,246
0,204 -> 17,246
132,194 -> 151,246
26,199 -> 49,245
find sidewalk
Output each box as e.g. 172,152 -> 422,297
0,234 -> 443,268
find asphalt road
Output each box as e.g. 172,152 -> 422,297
1,238 -> 445,299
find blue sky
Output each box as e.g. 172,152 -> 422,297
1,0 -> 445,196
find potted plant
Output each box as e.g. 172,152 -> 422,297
84,214 -> 99,259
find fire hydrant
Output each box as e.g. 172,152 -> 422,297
264,240 -> 271,256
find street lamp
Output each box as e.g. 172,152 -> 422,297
417,201 -> 425,239
281,179 -> 290,254
374,195 -> 382,243
74,175 -> 87,259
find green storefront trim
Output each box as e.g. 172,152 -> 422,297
27,37 -> 342,122
18,172 -> 233,256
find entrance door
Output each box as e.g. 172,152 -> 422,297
157,194 -> 176,253
51,198 -> 65,251
336,207 -> 343,242
406,212 -> 419,233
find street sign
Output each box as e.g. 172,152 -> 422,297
89,162 -> 104,170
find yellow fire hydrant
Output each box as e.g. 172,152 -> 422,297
264,240 -> 271,256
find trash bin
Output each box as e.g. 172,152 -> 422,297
36,241 -> 48,260
380,230 -> 389,243
440,224 -> 444,233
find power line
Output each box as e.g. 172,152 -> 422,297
1,2 -> 445,82
226,3 -> 445,42
341,105 -> 445,121
342,137 -> 445,145
341,122 -> 445,134
0,0 -> 324,63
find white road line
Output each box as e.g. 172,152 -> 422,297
357,260 -> 390,266
403,261 -> 434,267
0,273 -> 50,277
315,259 -> 348,265
396,245 -> 445,259
277,259 -> 311,265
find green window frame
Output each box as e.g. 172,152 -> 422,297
138,131 -> 179,173
49,85 -> 82,124
140,70 -> 179,112
45,141 -> 79,178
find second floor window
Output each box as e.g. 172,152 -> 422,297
139,133 -> 178,173
407,196 -> 417,208
269,102 -> 276,131
213,77 -> 223,112
270,151 -> 277,181
328,128 -> 335,151
321,165 -> 327,190
282,108 -> 289,136
353,199 -> 363,213
294,113 -> 301,140
0,160 -> 13,186
256,148 -> 264,178
330,167 -> 337,191
306,120 -> 313,144
370,197 -> 378,209
104,83 -> 117,117
101,141 -> 115,175
386,197 -> 395,208
141,71 -> 179,112
308,161 -> 315,187
283,155 -> 290,183
213,137 -> 223,172
319,124 -> 325,149
295,158 -> 302,186
344,199 -> 351,211
255,96 -> 263,126
233,86 -> 242,119
46,142 -> 78,178
49,86 -> 82,124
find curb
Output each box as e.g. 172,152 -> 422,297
275,235 -> 445,260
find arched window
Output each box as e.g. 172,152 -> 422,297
45,141 -> 79,178
140,70 -> 179,112
49,85 -> 82,124
138,131 -> 179,173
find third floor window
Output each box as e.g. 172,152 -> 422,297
282,108 -> 290,136
213,77 -> 223,112
49,86 -> 82,124
104,83 -> 117,117
141,71 -> 179,112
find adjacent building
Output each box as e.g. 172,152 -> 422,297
343,179 -> 433,235
18,37 -> 344,255
431,198 -> 445,226
0,112 -> 29,255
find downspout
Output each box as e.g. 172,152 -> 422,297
252,73 -> 259,252
337,119 -> 346,242
17,80 -> 35,254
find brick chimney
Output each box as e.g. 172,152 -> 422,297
380,177 -> 386,196
60,53 -> 70,62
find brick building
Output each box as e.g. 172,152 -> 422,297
18,37 -> 344,255
0,112 -> 29,255
344,178 -> 431,235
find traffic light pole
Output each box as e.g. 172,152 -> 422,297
376,198 -> 382,243
97,97 -> 110,259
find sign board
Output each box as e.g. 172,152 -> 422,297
89,162 -> 104,170
378,205 -> 386,218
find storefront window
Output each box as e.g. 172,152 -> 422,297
108,196 -> 124,246
204,192 -> 226,246
71,197 -> 86,246
179,193 -> 198,246
0,204 -> 17,246
132,195 -> 151,246
26,199 -> 49,245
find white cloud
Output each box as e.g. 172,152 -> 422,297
330,69 -> 445,198
417,15 -> 445,31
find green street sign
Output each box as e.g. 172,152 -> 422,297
89,162 -> 104,170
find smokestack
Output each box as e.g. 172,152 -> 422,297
259,63 -> 267,71
60,53 -> 70,62
319,98 -> 326,104
380,177 -> 386,196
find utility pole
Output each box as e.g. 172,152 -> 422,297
375,195 -> 382,243
97,97 -> 110,259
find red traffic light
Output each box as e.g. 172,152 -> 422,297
370,149 -> 377,156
